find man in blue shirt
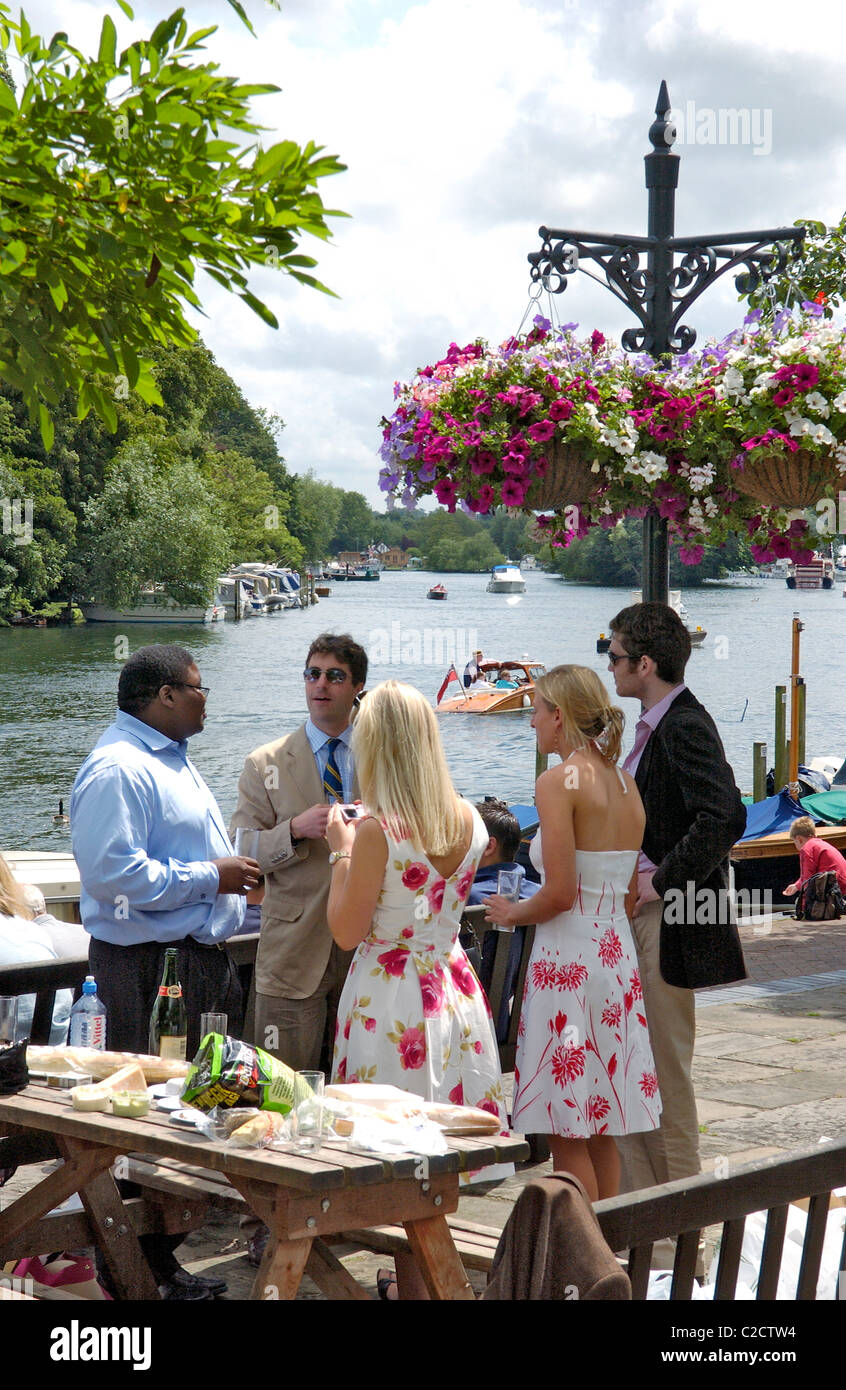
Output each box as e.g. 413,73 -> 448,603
70,645 -> 259,1300
468,800 -> 539,1042
71,644 -> 258,1055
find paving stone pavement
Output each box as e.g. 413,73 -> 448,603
5,912 -> 844,1299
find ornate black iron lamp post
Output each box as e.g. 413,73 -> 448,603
527,81 -> 805,604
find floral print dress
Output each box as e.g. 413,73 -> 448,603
512,838 -> 661,1139
332,807 -> 510,1157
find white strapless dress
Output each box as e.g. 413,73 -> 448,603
512,837 -> 661,1138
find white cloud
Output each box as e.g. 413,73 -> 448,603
16,0 -> 846,504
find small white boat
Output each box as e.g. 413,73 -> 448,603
486,563 -> 526,594
81,589 -> 219,624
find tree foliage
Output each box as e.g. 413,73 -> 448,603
0,2 -> 346,440
546,519 -> 754,586
742,214 -> 846,319
77,440 -> 229,607
287,471 -> 343,561
330,490 -> 373,552
205,448 -> 303,569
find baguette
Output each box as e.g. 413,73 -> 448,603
325,1084 -> 499,1135
27,1045 -> 189,1085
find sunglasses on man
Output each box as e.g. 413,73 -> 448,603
303,667 -> 350,684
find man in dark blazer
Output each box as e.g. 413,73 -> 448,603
607,602 -> 747,1196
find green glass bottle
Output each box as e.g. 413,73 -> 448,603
148,948 -> 188,1060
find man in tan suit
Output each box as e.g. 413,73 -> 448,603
231,633 -> 367,1071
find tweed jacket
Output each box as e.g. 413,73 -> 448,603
231,725 -> 357,998
634,687 -> 747,990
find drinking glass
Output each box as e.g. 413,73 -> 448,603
200,1012 -> 228,1040
0,997 -> 18,1047
291,1070 -> 325,1152
234,827 -> 260,860
495,869 -> 522,932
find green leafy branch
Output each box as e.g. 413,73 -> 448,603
0,2 -> 347,444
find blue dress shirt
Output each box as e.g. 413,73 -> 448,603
304,718 -> 355,802
70,711 -> 245,946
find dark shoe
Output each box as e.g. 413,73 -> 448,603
159,1268 -> 227,1300
247,1224 -> 270,1268
376,1267 -> 398,1302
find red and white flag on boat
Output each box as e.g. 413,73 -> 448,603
436,665 -> 459,703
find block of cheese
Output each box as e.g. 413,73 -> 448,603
69,1062 -> 148,1111
71,1086 -> 111,1113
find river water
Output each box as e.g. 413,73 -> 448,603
2,570 -> 844,851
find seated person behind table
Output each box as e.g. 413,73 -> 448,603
467,801 -> 539,1041
784,816 -> 846,897
0,856 -> 90,1043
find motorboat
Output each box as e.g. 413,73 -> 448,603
229,563 -> 301,611
596,589 -> 706,652
486,563 -> 526,594
786,555 -> 834,589
215,575 -> 256,621
427,584 -> 447,600
80,588 -> 221,624
436,658 -> 545,714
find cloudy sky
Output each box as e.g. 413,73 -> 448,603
14,0 -> 846,504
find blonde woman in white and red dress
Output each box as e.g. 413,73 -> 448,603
484,665 -> 661,1202
325,679 -> 509,1299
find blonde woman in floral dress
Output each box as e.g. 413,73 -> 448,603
484,666 -> 660,1202
326,680 -> 508,1299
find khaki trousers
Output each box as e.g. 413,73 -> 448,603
617,899 -> 701,1193
253,941 -> 351,1073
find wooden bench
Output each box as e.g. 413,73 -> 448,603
343,1135 -> 846,1299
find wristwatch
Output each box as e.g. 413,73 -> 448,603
328,850 -> 351,865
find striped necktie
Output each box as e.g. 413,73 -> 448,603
323,737 -> 343,802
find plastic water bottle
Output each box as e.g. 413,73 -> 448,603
68,976 -> 107,1050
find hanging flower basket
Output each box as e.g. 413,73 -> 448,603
524,438 -> 600,508
377,308 -> 844,564
730,447 -> 844,509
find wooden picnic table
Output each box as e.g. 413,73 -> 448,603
0,1084 -> 527,1301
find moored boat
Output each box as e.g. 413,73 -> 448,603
596,589 -> 706,652
80,588 -> 220,624
436,658 -> 544,714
